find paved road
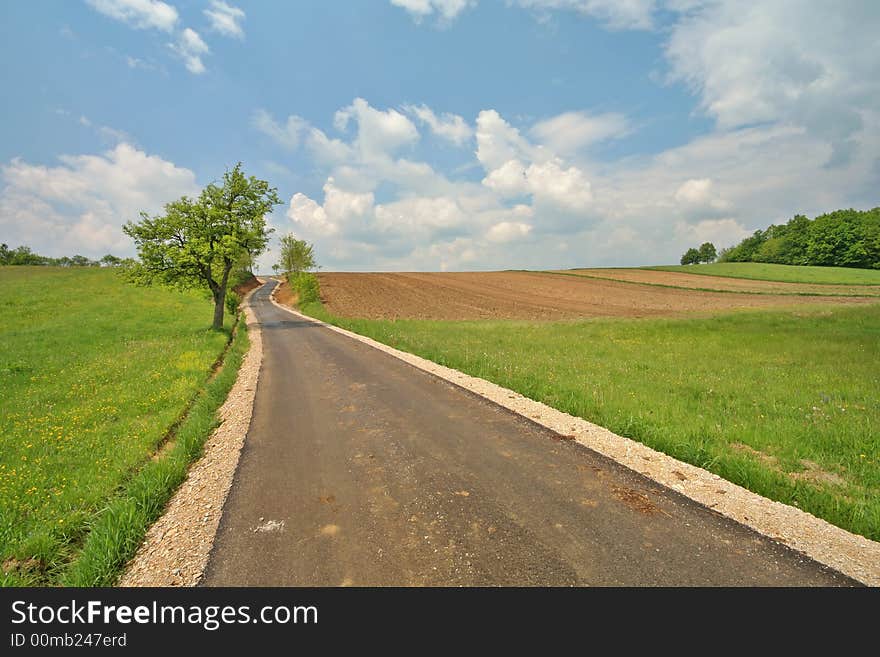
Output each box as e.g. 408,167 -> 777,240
202,282 -> 853,586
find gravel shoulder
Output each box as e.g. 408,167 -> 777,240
118,285 -> 263,587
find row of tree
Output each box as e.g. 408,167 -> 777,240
718,207 -> 880,269
0,244 -> 130,268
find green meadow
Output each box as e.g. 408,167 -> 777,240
648,262 -> 880,285
0,266 -> 242,585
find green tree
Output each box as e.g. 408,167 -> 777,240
278,233 -> 317,278
124,163 -> 280,330
100,254 -> 123,267
698,242 -> 717,263
680,247 -> 701,265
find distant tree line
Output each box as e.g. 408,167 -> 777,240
717,207 -> 880,269
680,242 -> 717,265
0,244 -> 131,268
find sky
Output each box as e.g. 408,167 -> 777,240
1,1 -> 878,272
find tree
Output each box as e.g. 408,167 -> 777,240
698,242 -> 717,263
680,247 -> 701,265
278,233 -> 316,277
100,254 -> 123,267
123,163 -> 280,330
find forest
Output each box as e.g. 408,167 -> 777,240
719,207 -> 880,269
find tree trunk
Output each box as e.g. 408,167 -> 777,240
211,263 -> 232,331
212,289 -> 225,331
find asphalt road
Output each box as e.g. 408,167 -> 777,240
202,281 -> 853,586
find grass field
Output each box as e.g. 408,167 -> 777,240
302,298 -> 880,542
0,266 -> 241,585
648,262 -> 880,285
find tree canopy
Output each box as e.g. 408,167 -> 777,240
123,163 -> 280,329
718,207 -> 880,269
680,243 -> 716,265
278,233 -> 317,277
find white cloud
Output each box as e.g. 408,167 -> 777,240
514,0 -> 656,30
673,177 -> 729,215
1,144 -> 198,257
390,0 -> 474,23
306,128 -> 356,166
664,1 -> 880,166
287,178 -> 375,238
287,193 -> 334,236
204,1 -> 246,39
334,98 -> 420,157
169,28 -> 210,74
475,109 -> 543,170
86,0 -> 179,32
252,110 -> 309,150
486,220 -> 533,242
523,159 -> 593,212
404,104 -> 473,145
531,111 -> 630,155
674,218 -> 751,248
375,196 -> 466,235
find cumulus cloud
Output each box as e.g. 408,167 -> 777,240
169,28 -> 210,74
204,1 -> 246,38
264,99 -> 603,271
664,0 -> 880,166
673,178 -> 730,215
475,110 -> 543,171
404,104 -> 473,146
674,217 -> 751,248
486,220 -> 533,243
334,98 -> 420,157
390,0 -> 474,24
531,111 -> 630,155
86,0 -> 179,32
0,144 -> 198,257
477,110 -> 594,217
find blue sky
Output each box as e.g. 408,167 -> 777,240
1,1 -> 878,271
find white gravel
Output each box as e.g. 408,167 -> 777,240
269,284 -> 880,587
118,285 -> 264,587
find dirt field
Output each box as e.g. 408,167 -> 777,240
562,269 -> 880,296
316,271 -> 877,320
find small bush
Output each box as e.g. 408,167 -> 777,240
225,290 -> 241,316
288,272 -> 320,305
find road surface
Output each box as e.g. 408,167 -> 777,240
202,282 -> 853,586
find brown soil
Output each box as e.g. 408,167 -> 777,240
273,279 -> 297,307
233,273 -> 262,297
316,271 -> 876,321
563,268 -> 880,297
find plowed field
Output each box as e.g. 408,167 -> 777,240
561,268 -> 880,296
316,271 -> 877,320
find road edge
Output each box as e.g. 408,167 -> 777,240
268,282 -> 879,586
118,282 -> 265,587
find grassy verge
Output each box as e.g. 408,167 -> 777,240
62,319 -> 248,586
301,299 -> 880,541
648,262 -> 880,285
0,267 -> 244,585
